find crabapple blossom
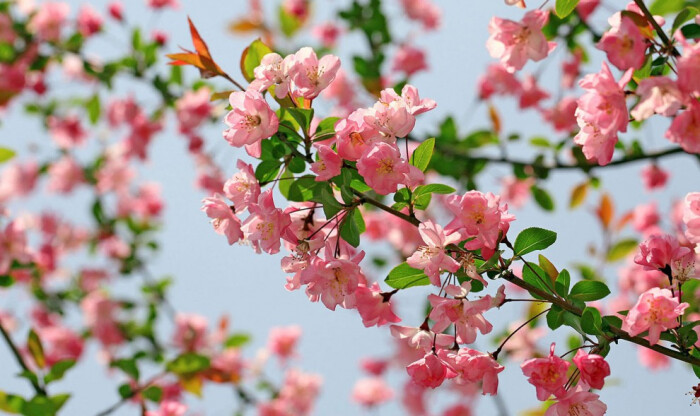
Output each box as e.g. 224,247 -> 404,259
478,63 -> 521,99
47,115 -> 87,149
428,283 -> 494,344
363,98 -> 416,139
630,76 -> 684,121
175,87 -> 212,133
108,1 -> 123,21
406,352 -> 456,388
290,47 -> 341,99
439,348 -> 504,395
500,176 -> 535,209
145,401 -> 187,416
574,62 -> 633,165
638,347 -> 670,370
400,0 -> 441,30
223,89 -> 279,157
47,156 -> 84,193
34,325 -> 84,367
241,190 -> 291,254
334,109 -> 382,161
146,0 -> 179,9
683,192 -> 700,244
201,194 -> 243,245
352,377 -> 394,407
641,164 -> 669,191
76,4 -> 103,37
356,142 -> 410,195
250,53 -> 295,99
390,325 -> 454,353
312,22 -> 341,49
81,291 -> 123,348
407,220 -> 463,286
173,313 -> 208,352
622,287 -> 688,344
632,202 -> 660,234
392,44 -> 428,77
444,191 -> 514,258
634,233 -> 690,272
596,15 -> 646,70
28,1 -> 69,41
268,325 -> 302,361
665,101 -> 700,154
545,388 -> 607,416
355,282 -> 401,327
518,75 -> 549,109
573,349 -> 610,390
486,9 -> 556,72
381,85 -> 437,116
541,97 -> 578,132
521,343 -> 570,401
677,33 -> 700,96
300,245 -> 365,310
223,160 -> 260,212
310,145 -> 342,181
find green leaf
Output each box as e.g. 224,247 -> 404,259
681,23 -> 700,39
531,186 -> 555,211
225,333 -> 252,348
582,307 -> 603,335
555,269 -> 571,297
555,0 -> 580,18
255,160 -> 282,183
606,238 -> 638,262
27,330 -> 45,369
240,39 -> 273,82
411,138 -> 435,172
86,94 -> 100,125
166,353 -> 210,376
142,386 -> 163,403
0,147 -> 16,164
649,0 -> 685,15
287,108 -> 314,133
522,263 -> 552,299
570,281 -> 610,301
279,5 -> 303,37
320,188 -> 343,218
546,305 -> 565,330
340,209 -> 362,247
118,383 -> 133,399
44,360 -> 76,384
513,227 -> 557,256
672,7 -> 699,34
283,175 -> 321,202
0,391 -> 25,414
385,262 -> 430,289
110,358 -> 140,380
413,184 -> 455,197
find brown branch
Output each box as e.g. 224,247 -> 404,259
0,322 -> 46,395
633,0 -> 681,57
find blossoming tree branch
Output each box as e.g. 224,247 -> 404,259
1,0 -> 700,414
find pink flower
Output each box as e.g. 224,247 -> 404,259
573,62 -> 632,165
638,346 -> 670,370
241,190 -> 291,254
152,30 -> 168,45
390,325 -> 454,353
684,192 -> 700,244
201,194 -> 243,245
291,47 -> 340,99
618,261 -> 669,295
665,101 -> 700,154
352,377 -> 394,407
478,63 -> 522,99
400,0 -> 441,30
634,233 -> 690,271
597,15 -> 646,70
519,75 -> 549,109
428,283 -> 494,344
392,44 -> 428,77
577,0 -> 600,21
572,349 -> 610,390
250,53 -> 295,99
76,4 -> 103,37
622,287 -> 688,344
146,0 -> 179,9
500,176 -> 534,208
521,343 -> 570,401
173,313 -> 208,352
360,357 -> 389,376
335,109 -> 382,161
632,202 -> 660,234
355,282 -> 401,327
268,325 -> 301,361
28,1 -> 69,41
176,87 -> 212,133
486,10 -> 556,72
48,115 -> 87,149
407,221 -> 463,286
641,164 -> 669,191
406,352 -> 456,389
81,292 -> 123,347
542,97 -> 578,132
440,348 -> 504,395
223,160 -> 260,212
311,145 -> 342,181
47,156 -> 84,193
363,99 -> 416,139
312,22 -> 341,49
677,33 -> 700,96
301,248 -> 365,310
444,191 -> 514,258
223,89 -> 279,157
0,160 -> 39,204
561,50 -> 582,89
357,142 -> 409,195
631,76 -> 684,121
34,325 -> 84,367
108,1 -> 123,21
379,85 -> 437,116
145,401 -> 187,416
545,389 -> 607,416
282,0 -> 309,20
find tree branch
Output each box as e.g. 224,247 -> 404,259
633,0 -> 680,57
0,322 -> 46,396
